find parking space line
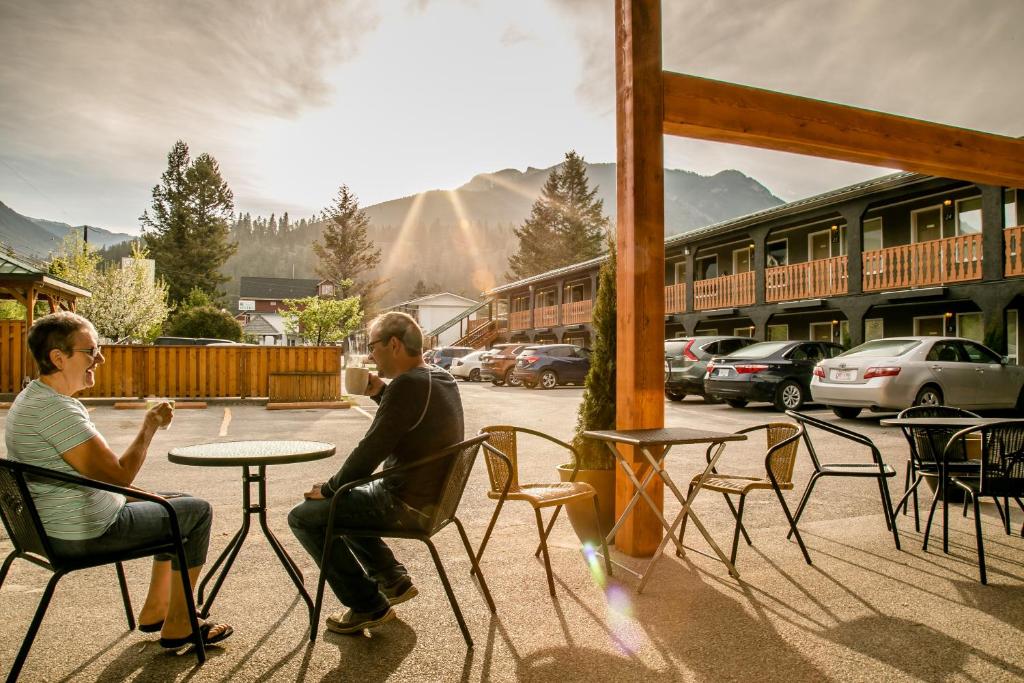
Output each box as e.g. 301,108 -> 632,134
668,404 -> 749,426
354,406 -> 375,421
218,408 -> 231,436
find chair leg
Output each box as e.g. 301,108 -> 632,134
974,493 -> 987,584
876,476 -> 901,551
115,562 -> 135,630
453,518 -> 495,613
787,472 -> 822,540
534,508 -> 556,597
772,482 -> 812,565
678,481 -> 697,548
592,496 -> 613,579
309,534 -> 334,642
173,546 -> 205,665
8,570 -> 63,683
893,474 -> 925,533
901,458 -> 912,516
0,551 -> 17,589
424,538 -> 473,648
923,485 -> 942,551
723,493 -> 752,545
1004,496 -> 1011,535
535,504 -> 563,558
472,496 -> 506,577
729,496 -> 747,565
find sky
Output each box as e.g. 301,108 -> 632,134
0,0 -> 1021,234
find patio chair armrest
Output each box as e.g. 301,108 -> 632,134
490,425 -> 584,480
481,441 -> 514,502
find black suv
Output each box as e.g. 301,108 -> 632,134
704,340 -> 845,411
513,344 -> 590,389
664,336 -> 757,402
431,346 -> 474,370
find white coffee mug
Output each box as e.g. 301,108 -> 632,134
345,366 -> 370,396
145,399 -> 175,429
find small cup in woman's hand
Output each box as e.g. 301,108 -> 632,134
145,399 -> 175,429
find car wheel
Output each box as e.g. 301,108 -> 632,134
725,399 -> 748,408
505,368 -> 522,387
832,406 -> 862,419
523,381 -> 537,389
539,370 -> 558,389
665,390 -> 686,401
774,380 -> 805,411
914,385 -> 943,407
469,368 -> 480,382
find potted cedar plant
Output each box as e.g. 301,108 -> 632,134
559,242 -> 617,544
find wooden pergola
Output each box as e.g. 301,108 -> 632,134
614,0 -> 1024,555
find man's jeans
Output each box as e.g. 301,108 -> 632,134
288,480 -> 423,613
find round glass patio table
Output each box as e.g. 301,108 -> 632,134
168,440 -> 335,618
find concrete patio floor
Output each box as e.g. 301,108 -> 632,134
1,384 -> 1022,681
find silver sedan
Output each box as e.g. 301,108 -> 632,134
810,336 -> 1024,418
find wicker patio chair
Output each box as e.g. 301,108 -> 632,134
678,422 -> 811,566
0,459 -> 206,682
310,434 -> 495,647
474,426 -> 612,597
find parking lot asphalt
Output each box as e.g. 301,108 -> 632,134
1,381 -> 1022,682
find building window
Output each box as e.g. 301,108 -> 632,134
865,318 -> 884,341
734,326 -> 755,338
564,281 -> 586,302
863,217 -> 883,252
696,255 -> 717,280
956,312 -> 983,342
955,196 -> 982,235
766,239 -> 788,267
1008,310 -> 1018,365
673,261 -> 686,284
766,324 -> 788,341
1007,189 -> 1020,229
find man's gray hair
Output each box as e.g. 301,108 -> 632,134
370,311 -> 423,356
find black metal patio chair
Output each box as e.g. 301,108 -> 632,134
0,459 -> 205,682
946,421 -> 1024,584
784,410 -> 901,550
309,434 -> 496,647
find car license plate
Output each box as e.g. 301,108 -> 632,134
716,368 -> 731,377
830,369 -> 856,382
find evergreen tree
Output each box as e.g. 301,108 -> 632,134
507,150 -> 609,280
140,140 -> 238,304
313,185 -> 384,311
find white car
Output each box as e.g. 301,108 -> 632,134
449,350 -> 486,381
810,336 -> 1024,418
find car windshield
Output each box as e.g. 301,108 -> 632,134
839,339 -> 921,358
724,341 -> 789,359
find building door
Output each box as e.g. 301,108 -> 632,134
912,206 -> 943,243
732,247 -> 752,275
809,230 -> 832,261
809,322 -> 834,342
914,316 -> 945,336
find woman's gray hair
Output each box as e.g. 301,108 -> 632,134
27,312 -> 95,375
369,311 -> 423,356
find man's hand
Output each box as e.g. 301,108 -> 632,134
303,484 -> 326,500
366,373 -> 385,397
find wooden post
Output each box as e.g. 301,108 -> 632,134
615,0 -> 665,556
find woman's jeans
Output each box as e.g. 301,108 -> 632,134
49,494 -> 212,570
288,480 -> 424,613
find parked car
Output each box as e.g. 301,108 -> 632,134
811,336 -> 1024,418
481,343 -> 530,386
704,340 -> 845,411
450,350 -> 487,381
513,344 -> 591,389
431,346 -> 474,370
664,336 -> 758,401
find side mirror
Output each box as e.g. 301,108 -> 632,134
1001,355 -> 1009,365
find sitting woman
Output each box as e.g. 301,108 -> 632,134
4,312 -> 232,649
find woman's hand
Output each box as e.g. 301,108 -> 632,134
144,401 -> 174,431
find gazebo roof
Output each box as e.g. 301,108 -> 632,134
0,245 -> 91,300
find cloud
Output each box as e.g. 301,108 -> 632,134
0,0 -> 378,174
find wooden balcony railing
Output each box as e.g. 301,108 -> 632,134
765,256 -> 848,302
693,271 -> 755,310
535,305 -> 558,327
862,233 -> 982,292
1005,225 -> 1024,277
509,310 -> 530,330
665,283 -> 686,313
562,299 -> 593,324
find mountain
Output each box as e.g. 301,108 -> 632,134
0,201 -> 135,258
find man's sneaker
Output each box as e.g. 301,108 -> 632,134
325,605 -> 395,634
381,576 -> 419,606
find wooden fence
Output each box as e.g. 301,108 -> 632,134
0,324 -> 343,399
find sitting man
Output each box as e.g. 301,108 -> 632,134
289,311 -> 464,634
4,312 -> 232,649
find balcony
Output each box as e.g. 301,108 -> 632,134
1006,225 -> 1024,277
665,283 -> 686,313
862,233 -> 982,292
562,299 -> 593,324
534,304 -> 558,327
693,271 -> 755,310
766,256 -> 848,303
509,310 -> 530,330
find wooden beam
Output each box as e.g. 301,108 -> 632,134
615,0 -> 665,557
663,71 -> 1024,188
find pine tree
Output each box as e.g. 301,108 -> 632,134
507,150 -> 609,280
313,185 -> 384,311
140,140 -> 238,304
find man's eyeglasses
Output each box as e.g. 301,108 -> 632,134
72,348 -> 102,360
367,337 -> 389,353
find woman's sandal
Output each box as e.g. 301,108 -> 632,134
159,622 -> 233,650
139,612 -> 205,633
